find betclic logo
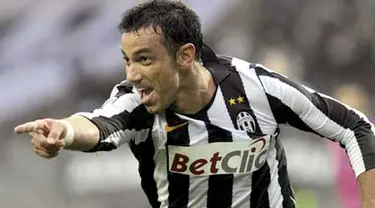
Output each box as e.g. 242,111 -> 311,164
167,136 -> 271,176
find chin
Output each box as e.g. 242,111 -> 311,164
145,104 -> 162,114
145,101 -> 170,114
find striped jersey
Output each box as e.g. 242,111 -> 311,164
77,44 -> 375,208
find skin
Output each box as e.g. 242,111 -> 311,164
358,169 -> 375,207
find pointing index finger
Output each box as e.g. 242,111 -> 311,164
14,120 -> 42,134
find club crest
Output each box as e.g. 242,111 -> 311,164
236,111 -> 256,133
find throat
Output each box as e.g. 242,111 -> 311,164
172,67 -> 216,115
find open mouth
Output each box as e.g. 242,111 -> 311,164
138,87 -> 155,104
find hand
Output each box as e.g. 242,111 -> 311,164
14,118 -> 67,158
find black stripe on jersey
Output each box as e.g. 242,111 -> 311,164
86,104 -> 154,152
249,164 -> 271,208
206,124 -> 234,208
314,94 -> 375,169
100,82 -> 133,108
264,94 -> 323,137
113,83 -> 134,97
253,66 -> 323,137
219,66 -> 262,134
255,66 -> 375,170
94,81 -> 132,117
129,131 -> 161,208
165,110 -> 190,208
219,65 -> 271,208
275,139 -> 295,208
204,119 -> 234,208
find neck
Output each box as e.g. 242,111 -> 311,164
171,62 -> 216,115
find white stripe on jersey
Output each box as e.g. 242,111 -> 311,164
102,129 -> 130,146
207,86 -> 251,208
187,119 -> 209,208
207,86 -> 234,128
77,88 -> 140,119
305,86 -> 375,138
230,174 -> 252,208
232,58 -> 278,135
266,144 -> 284,208
259,75 -> 366,177
75,87 -> 144,145
186,118 -> 209,146
152,115 -> 169,208
312,91 -> 375,177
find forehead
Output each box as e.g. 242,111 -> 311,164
121,27 -> 165,53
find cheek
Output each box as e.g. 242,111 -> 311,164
154,67 -> 179,92
163,73 -> 179,92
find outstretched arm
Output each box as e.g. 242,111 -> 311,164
14,115 -> 100,153
63,115 -> 100,151
14,81 -> 152,158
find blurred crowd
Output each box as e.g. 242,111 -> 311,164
1,0 -> 374,207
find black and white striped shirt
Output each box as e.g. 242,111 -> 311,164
77,45 -> 375,208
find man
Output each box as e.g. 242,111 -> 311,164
14,1 -> 375,208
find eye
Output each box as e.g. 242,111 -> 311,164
139,56 -> 151,65
123,57 -> 130,66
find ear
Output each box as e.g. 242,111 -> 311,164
176,43 -> 196,68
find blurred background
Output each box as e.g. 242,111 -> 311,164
1,0 -> 374,207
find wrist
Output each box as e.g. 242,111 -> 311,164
56,119 -> 75,148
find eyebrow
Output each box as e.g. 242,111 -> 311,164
121,48 -> 152,59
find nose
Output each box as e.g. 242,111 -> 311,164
126,65 -> 142,84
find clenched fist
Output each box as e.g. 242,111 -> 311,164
14,119 -> 67,158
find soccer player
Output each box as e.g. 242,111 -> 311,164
14,1 -> 375,208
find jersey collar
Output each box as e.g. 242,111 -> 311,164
201,43 -> 231,84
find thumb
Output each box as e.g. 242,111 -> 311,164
46,121 -> 66,144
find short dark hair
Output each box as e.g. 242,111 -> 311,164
118,0 -> 203,60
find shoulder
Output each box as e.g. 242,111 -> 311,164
99,80 -> 142,109
109,80 -> 139,98
217,55 -> 275,80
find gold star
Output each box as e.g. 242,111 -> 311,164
229,98 -> 236,105
237,96 -> 244,103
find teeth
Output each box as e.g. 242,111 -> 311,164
137,88 -> 146,93
139,88 -> 152,92
138,88 -> 153,98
